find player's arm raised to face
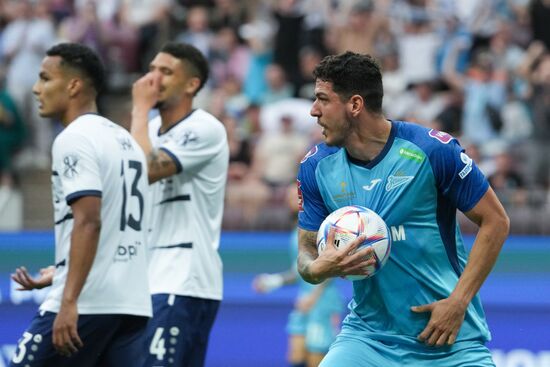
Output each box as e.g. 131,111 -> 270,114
130,74 -> 179,183
451,186 -> 509,307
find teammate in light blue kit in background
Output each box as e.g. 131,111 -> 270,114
253,185 -> 343,367
296,51 -> 510,366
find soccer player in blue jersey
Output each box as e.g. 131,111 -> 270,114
253,185 -> 343,367
296,51 -> 510,366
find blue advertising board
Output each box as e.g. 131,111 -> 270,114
0,232 -> 549,366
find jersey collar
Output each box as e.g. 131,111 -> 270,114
157,109 -> 197,136
346,120 -> 396,169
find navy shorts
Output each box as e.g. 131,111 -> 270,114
10,311 -> 148,367
143,294 -> 220,367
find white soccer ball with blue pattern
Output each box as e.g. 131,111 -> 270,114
316,205 -> 391,281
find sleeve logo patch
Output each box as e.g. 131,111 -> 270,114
428,129 -> 453,144
459,152 -> 473,179
300,146 -> 318,163
62,154 -> 80,179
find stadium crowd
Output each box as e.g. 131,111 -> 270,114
0,0 -> 548,233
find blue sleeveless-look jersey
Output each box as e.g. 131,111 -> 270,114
297,120 -> 491,349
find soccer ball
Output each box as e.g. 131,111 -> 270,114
316,205 -> 391,281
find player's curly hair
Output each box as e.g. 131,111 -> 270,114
313,51 -> 383,114
160,42 -> 209,96
46,43 -> 105,95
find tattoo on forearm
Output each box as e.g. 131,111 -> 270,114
298,230 -> 319,279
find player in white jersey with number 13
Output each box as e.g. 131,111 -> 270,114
10,43 -> 152,367
131,42 -> 229,367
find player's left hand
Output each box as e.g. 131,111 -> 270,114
411,297 -> 467,347
53,301 -> 83,357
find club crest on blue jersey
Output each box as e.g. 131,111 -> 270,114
62,154 -> 80,179
428,129 -> 453,144
385,175 -> 414,192
301,145 -> 318,163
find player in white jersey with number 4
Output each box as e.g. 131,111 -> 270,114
10,43 -> 152,367
131,42 -> 229,367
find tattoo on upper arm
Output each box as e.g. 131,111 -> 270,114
147,149 -> 173,172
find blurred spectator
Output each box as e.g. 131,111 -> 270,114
431,90 -> 463,137
58,0 -> 106,60
529,0 -> 550,50
2,0 -> 56,169
74,0 -> 121,23
397,12 -> 440,85
222,114 -> 252,182
295,46 -> 323,100
210,26 -> 250,87
271,0 -> 305,87
239,19 -> 273,104
209,0 -> 249,32
176,5 -> 214,58
435,14 -> 471,76
48,0 -> 73,25
249,114 -> 308,188
120,0 -> 171,72
465,0 -> 505,54
0,87 -> 25,187
380,51 -> 407,113
209,74 -> 249,122
100,5 -> 140,85
443,48 -> 507,145
325,0 -> 387,57
488,22 -> 526,98
488,146 -> 528,207
519,42 -> 550,190
260,63 -> 294,105
462,139 -> 496,178
389,79 -> 447,127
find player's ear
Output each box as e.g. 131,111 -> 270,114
348,95 -> 363,117
67,78 -> 83,98
184,77 -> 201,96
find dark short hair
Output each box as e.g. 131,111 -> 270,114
46,43 -> 105,94
160,42 -> 209,95
313,51 -> 383,114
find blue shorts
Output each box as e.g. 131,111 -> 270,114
319,333 -> 495,367
143,294 -> 220,367
9,311 -> 148,367
286,308 -> 341,354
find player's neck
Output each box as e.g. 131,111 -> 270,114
158,99 -> 194,132
346,116 -> 391,161
61,101 -> 98,127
